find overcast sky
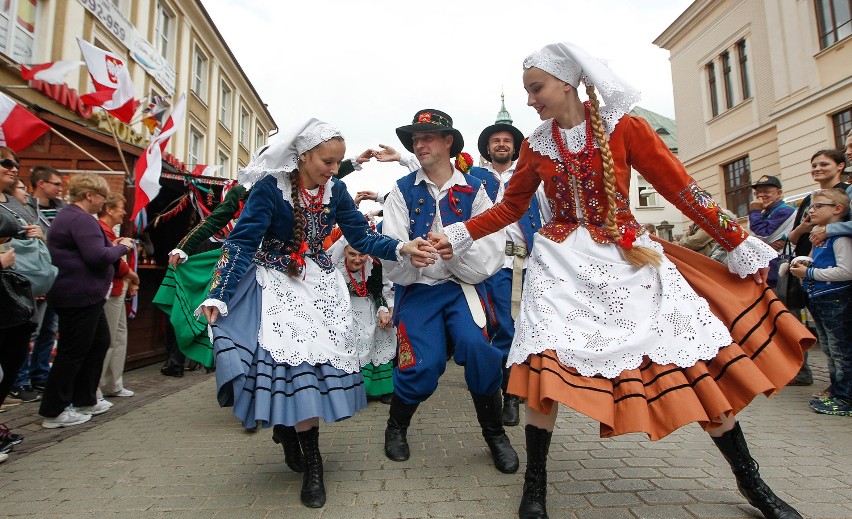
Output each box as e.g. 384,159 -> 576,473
202,0 -> 694,202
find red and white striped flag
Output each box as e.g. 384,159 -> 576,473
131,94 -> 186,219
21,60 -> 84,85
189,164 -> 222,177
0,92 -> 50,151
77,38 -> 139,123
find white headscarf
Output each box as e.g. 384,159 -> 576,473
523,42 -> 641,116
237,118 -> 343,188
328,236 -> 375,279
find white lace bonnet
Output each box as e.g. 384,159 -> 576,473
523,42 -> 641,115
237,118 -> 343,188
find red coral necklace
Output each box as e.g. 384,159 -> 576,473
552,101 -> 595,180
347,266 -> 368,297
299,177 -> 325,213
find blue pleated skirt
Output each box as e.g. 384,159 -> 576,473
210,263 -> 367,428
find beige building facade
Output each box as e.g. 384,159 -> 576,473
654,0 -> 852,218
1,0 -> 275,179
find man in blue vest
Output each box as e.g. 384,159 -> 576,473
380,109 -> 518,474
466,123 -> 551,426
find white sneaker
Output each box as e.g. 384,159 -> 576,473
0,452 -> 8,463
42,408 -> 92,429
77,399 -> 113,416
105,388 -> 134,397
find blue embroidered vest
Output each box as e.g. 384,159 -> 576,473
467,166 -> 542,251
396,171 -> 483,239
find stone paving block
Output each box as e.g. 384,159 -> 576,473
629,505 -> 692,518
636,489 -> 694,505
601,478 -> 655,492
685,502 -> 754,518
585,490 -> 643,506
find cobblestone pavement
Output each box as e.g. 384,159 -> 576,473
1,349 -> 850,519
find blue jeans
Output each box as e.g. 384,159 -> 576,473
809,293 -> 852,401
12,301 -> 56,388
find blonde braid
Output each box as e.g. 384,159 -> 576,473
287,170 -> 307,277
586,84 -> 661,268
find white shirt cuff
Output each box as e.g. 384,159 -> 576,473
727,235 -> 778,278
445,222 -> 474,257
196,298 -> 228,318
169,248 -> 188,261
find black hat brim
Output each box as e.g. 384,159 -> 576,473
478,123 -> 524,162
396,124 -> 465,158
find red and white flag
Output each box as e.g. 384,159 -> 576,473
131,93 -> 186,219
0,92 -> 50,151
77,38 -> 139,123
21,60 -> 84,85
189,164 -> 222,177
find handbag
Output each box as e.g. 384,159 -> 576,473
0,204 -> 58,296
0,268 -> 36,329
775,240 -> 807,309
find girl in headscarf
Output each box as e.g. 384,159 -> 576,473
199,120 -> 434,509
432,43 -> 809,519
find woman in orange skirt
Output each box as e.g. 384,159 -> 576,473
432,42 -> 811,519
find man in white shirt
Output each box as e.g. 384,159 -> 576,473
380,109 -> 518,475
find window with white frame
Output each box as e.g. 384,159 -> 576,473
192,46 -> 208,101
256,127 -> 266,149
833,107 -> 852,149
154,3 -> 174,59
0,0 -> 39,63
188,126 -> 204,167
219,80 -> 232,129
636,176 -> 660,208
217,149 -> 230,177
724,156 -> 751,218
705,38 -> 751,119
239,107 -> 249,146
816,0 -> 852,50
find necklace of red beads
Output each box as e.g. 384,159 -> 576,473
299,177 -> 325,213
552,101 -> 595,180
347,266 -> 368,297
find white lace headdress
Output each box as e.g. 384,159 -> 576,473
237,118 -> 343,188
523,42 -> 641,115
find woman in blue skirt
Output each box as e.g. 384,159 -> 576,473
199,119 -> 434,508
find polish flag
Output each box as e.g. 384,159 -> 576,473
21,60 -> 84,85
131,94 -> 186,219
77,38 -> 139,123
0,92 -> 50,151
189,164 -> 222,177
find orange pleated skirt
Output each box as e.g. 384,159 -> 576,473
508,239 -> 815,440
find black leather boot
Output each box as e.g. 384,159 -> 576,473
272,425 -> 304,472
296,427 -> 325,508
502,367 -> 520,426
471,391 -> 520,474
519,424 -> 552,519
711,422 -> 802,519
384,395 -> 419,462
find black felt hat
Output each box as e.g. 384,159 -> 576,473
477,123 -> 524,162
751,175 -> 782,189
396,109 -> 464,157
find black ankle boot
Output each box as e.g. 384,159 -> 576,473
519,424 -> 552,519
503,394 -> 521,426
272,425 -> 304,472
711,422 -> 802,519
296,427 -> 325,508
385,395 -> 419,462
471,391 -> 520,474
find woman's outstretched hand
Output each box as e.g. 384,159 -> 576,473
427,232 -> 453,260
752,266 -> 769,285
402,237 -> 437,267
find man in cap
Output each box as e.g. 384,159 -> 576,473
465,122 -> 551,426
748,175 -> 796,288
380,108 -> 518,474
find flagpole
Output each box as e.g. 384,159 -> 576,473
48,127 -> 114,171
102,108 -> 132,181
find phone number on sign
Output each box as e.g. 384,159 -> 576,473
83,0 -> 128,42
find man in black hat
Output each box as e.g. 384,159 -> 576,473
466,122 -> 551,426
748,175 -> 796,288
379,108 -> 519,475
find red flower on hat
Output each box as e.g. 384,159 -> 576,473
454,152 -> 473,173
418,112 -> 432,123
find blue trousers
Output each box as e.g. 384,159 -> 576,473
483,268 -> 514,360
393,283 -> 503,404
809,293 -> 852,401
